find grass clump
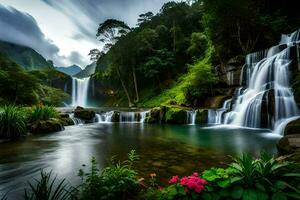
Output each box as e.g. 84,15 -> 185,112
24,170 -> 77,200
27,105 -> 59,123
0,105 -> 27,138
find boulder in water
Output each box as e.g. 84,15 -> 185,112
59,113 -> 75,126
111,111 -> 120,122
277,134 -> 300,163
74,106 -> 95,120
195,109 -> 208,124
284,118 -> 300,135
145,107 -> 166,123
164,107 -> 187,124
30,118 -> 64,134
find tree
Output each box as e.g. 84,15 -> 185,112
137,12 -> 154,26
88,49 -> 103,62
96,19 -> 131,52
96,19 -> 134,107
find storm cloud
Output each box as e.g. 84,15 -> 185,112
41,0 -> 173,41
0,4 -> 62,64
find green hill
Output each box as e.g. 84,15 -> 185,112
0,40 -> 52,71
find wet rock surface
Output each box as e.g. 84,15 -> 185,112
74,106 -> 96,121
30,118 -> 64,134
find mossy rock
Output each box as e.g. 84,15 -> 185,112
195,109 -> 208,124
164,107 -> 187,124
111,111 -> 120,122
284,118 -> 300,135
74,106 -> 95,120
59,116 -> 75,126
146,107 -> 166,123
30,118 -> 64,134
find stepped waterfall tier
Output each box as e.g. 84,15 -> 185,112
214,30 -> 300,134
71,77 -> 90,107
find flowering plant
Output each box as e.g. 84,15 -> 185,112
159,172 -> 208,199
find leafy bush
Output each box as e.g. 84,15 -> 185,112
0,105 -> 27,138
79,150 -> 140,200
27,106 -> 59,123
24,170 -> 77,200
201,153 -> 300,200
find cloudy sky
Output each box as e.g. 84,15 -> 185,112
0,0 -> 176,68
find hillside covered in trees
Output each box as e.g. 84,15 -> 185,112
90,0 -> 300,107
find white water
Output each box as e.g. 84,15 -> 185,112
71,77 -> 90,107
96,111 -> 114,123
217,30 -> 300,135
208,99 -> 232,124
120,111 -> 150,123
186,110 -> 197,125
69,113 -> 84,125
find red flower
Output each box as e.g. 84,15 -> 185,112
192,172 -> 198,177
169,175 -> 180,184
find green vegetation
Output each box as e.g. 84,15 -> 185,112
4,151 -> 300,199
0,41 -> 53,71
0,105 -> 27,138
24,171 -> 77,200
91,0 -> 300,107
26,106 -> 59,123
0,54 -> 69,106
79,150 -> 140,200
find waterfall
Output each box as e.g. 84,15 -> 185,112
119,111 -> 150,123
69,113 -> 84,125
208,99 -> 232,124
220,30 -> 300,134
186,110 -> 197,125
96,111 -> 114,123
71,77 -> 90,107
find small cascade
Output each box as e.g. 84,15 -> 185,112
186,110 -> 197,125
217,29 -> 300,134
140,111 -> 150,123
208,99 -> 232,124
71,77 -> 90,107
69,113 -> 84,125
119,111 -> 150,123
96,111 -> 114,123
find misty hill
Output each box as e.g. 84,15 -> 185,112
0,40 -> 52,71
56,65 -> 82,76
74,62 -> 96,78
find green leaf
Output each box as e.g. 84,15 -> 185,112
201,192 -> 212,200
230,176 -> 243,183
231,186 -> 244,199
219,189 -> 230,197
272,192 -> 287,200
243,189 -> 257,200
283,173 -> 300,178
217,179 -> 230,188
257,191 -> 268,200
274,181 -> 287,190
255,183 -> 266,192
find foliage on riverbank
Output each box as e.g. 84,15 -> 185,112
5,151 -> 300,200
0,105 -> 67,139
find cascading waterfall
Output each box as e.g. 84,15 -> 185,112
71,77 -> 90,107
216,30 -> 300,134
208,99 -> 232,124
186,110 -> 197,125
119,111 -> 150,123
69,113 -> 84,125
96,111 -> 114,123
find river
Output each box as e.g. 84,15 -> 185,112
0,122 -> 280,199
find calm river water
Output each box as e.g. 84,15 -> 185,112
0,123 -> 280,199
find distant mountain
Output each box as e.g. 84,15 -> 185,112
0,40 -> 52,71
74,62 -> 96,78
56,65 -> 82,76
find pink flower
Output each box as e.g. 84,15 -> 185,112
169,175 -> 180,184
192,172 -> 198,177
